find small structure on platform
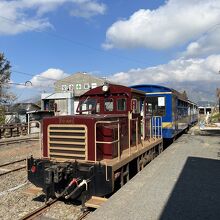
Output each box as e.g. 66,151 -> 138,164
5,103 -> 40,124
26,110 -> 55,134
41,92 -> 74,115
198,106 -> 214,115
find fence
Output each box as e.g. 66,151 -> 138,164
0,123 -> 28,139
0,121 -> 41,139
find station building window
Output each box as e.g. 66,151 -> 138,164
117,98 -> 126,111
104,98 -> 114,111
91,83 -> 97,89
76,83 -> 81,90
84,83 -> 90,89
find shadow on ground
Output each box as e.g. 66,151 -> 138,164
33,194 -> 46,202
160,157 -> 220,220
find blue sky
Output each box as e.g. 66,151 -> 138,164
0,0 -> 220,102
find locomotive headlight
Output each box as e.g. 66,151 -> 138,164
31,165 -> 37,173
102,84 -> 109,92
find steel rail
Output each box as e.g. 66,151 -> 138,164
76,211 -> 91,220
0,137 -> 38,146
0,158 -> 26,167
0,166 -> 26,176
19,199 -> 58,220
0,158 -> 27,176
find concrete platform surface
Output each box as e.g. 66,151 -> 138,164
88,134 -> 220,220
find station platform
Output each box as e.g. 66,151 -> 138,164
88,134 -> 220,220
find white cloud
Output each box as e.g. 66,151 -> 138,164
0,0 -> 106,35
109,54 -> 220,102
17,68 -> 69,89
103,0 -> 220,50
109,55 -> 220,85
183,27 -> 220,57
0,1 -> 51,35
70,0 -> 106,18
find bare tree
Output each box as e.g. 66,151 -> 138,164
0,53 -> 12,103
217,88 -> 220,113
0,53 -> 15,124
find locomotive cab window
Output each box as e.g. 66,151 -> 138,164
131,98 -> 141,113
117,98 -> 127,111
77,98 -> 100,114
146,96 -> 166,116
104,98 -> 114,112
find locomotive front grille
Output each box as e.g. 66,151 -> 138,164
48,124 -> 88,161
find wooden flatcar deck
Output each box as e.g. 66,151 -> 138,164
101,137 -> 162,171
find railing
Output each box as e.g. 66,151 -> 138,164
0,123 -> 28,139
30,121 -> 42,156
141,116 -> 151,141
130,117 -> 139,151
94,115 -> 162,163
94,120 -> 120,162
141,116 -> 162,140
151,116 -> 163,139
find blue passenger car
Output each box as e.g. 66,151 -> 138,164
131,84 -> 192,140
188,100 -> 198,125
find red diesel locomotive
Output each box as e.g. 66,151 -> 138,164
27,84 -> 163,207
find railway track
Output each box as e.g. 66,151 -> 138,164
0,137 -> 38,146
0,158 -> 26,176
20,199 -> 91,220
77,211 -> 91,220
19,199 -> 58,220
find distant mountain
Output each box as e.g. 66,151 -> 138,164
17,94 -> 41,105
162,80 -> 219,104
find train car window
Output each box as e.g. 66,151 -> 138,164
117,98 -> 127,111
104,98 -> 114,111
146,96 -> 166,116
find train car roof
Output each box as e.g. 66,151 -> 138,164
131,84 -> 188,101
187,99 -> 198,106
131,84 -> 173,93
81,83 -> 146,97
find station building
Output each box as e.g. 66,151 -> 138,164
41,72 -> 107,115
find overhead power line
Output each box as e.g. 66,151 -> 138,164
0,15 -> 147,66
12,69 -> 108,87
12,70 -> 58,82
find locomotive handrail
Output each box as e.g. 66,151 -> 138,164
94,120 -> 120,162
141,117 -> 152,141
130,117 -> 139,150
29,120 -> 42,156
